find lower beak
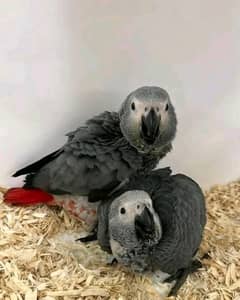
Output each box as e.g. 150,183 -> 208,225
141,108 -> 160,145
135,206 -> 154,240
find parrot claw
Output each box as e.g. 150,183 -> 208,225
149,270 -> 175,298
75,232 -> 97,243
201,252 -> 211,260
106,256 -> 118,265
164,259 -> 203,296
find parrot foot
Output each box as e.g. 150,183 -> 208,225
149,270 -> 175,298
106,256 -> 118,266
201,252 -> 211,260
164,259 -> 202,296
75,232 -> 97,243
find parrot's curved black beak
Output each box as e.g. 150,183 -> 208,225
140,108 -> 160,145
135,206 -> 155,240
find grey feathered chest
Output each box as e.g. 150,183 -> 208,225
65,111 -> 162,176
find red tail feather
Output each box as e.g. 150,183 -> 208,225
4,188 -> 54,206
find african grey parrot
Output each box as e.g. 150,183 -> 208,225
4,86 -> 177,227
89,168 -> 206,296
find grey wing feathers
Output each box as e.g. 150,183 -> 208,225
13,149 -> 63,177
173,174 -> 206,230
24,111 -> 143,195
150,174 -> 206,274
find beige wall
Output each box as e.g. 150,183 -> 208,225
0,0 -> 239,188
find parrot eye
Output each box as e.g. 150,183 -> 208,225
120,207 -> 126,214
165,103 -> 169,111
131,102 -> 135,111
137,205 -> 140,209
144,107 -> 148,112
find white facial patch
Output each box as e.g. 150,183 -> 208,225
130,97 -> 146,122
109,191 -> 150,225
109,190 -> 162,240
130,97 -> 169,132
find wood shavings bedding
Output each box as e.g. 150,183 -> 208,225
0,181 -> 239,300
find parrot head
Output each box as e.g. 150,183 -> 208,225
108,190 -> 162,263
119,86 -> 177,153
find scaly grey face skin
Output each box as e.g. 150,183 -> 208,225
108,190 -> 162,272
119,86 -> 177,153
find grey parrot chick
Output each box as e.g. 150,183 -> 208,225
108,190 -> 162,272
96,168 -> 206,297
6,87 -> 177,226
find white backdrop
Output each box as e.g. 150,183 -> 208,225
0,0 -> 239,188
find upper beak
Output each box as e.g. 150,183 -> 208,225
135,206 -> 155,240
141,108 -> 160,145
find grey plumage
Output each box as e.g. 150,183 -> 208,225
96,168 -> 206,295
13,86 -> 177,201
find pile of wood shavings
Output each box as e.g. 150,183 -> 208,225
0,180 -> 240,300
